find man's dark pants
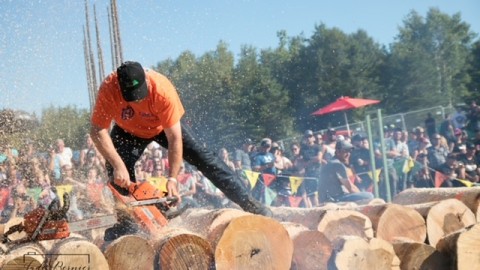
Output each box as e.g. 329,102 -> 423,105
104,124 -> 268,240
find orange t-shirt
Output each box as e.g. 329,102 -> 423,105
91,69 -> 185,139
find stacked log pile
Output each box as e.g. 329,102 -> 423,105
2,187 -> 480,269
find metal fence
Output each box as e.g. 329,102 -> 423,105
279,105 -> 456,150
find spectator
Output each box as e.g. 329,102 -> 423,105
300,130 -> 322,207
289,142 -> 306,177
411,153 -> 433,188
457,143 -> 479,183
427,133 -> 449,171
272,145 -> 293,175
233,138 -> 254,172
218,147 -> 235,171
79,134 -> 97,168
383,128 -> 409,195
318,140 -> 374,203
451,106 -> 467,130
425,113 -> 437,139
152,157 -> 165,177
437,153 -> 462,187
466,101 -> 480,132
177,164 -> 199,208
350,134 -> 373,192
252,138 -> 276,175
439,114 -> 455,150
321,129 -> 337,163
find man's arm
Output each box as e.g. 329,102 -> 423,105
89,125 -> 130,188
163,121 -> 183,202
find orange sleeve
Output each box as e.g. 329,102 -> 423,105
91,75 -> 116,129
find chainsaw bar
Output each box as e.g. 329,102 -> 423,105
68,214 -> 117,233
126,197 -> 178,207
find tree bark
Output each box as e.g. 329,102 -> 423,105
358,203 -> 427,243
104,234 -> 155,270
215,215 -> 293,270
392,238 -> 451,270
282,222 -> 332,270
328,236 -> 400,270
437,223 -> 480,270
393,187 -> 480,221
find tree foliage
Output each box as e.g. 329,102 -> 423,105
2,8 -> 478,151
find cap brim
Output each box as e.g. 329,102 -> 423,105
122,81 -> 148,102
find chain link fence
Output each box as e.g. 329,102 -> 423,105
279,105 -> 456,151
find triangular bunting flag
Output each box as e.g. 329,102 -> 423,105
403,157 -> 415,173
262,174 -> 276,187
434,172 -> 449,188
288,196 -> 303,207
289,176 -> 304,194
368,169 -> 382,182
244,170 -> 260,190
264,187 -> 277,206
454,179 -> 474,187
147,176 -> 168,193
55,184 -> 73,206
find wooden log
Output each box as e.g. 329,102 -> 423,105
328,236 -> 400,270
317,210 -> 374,242
393,187 -> 480,221
282,222 -> 332,270
271,207 -> 327,230
154,227 -> 214,270
418,199 -> 476,247
104,234 -> 155,270
168,208 -> 250,247
215,215 -> 293,270
0,242 -> 46,269
358,203 -> 427,243
49,237 -> 109,270
437,224 -> 480,270
392,238 -> 451,270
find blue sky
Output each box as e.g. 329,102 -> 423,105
0,0 -> 479,116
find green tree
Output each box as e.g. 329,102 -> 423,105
35,106 -> 90,151
385,8 -> 476,112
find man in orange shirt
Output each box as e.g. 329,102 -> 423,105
91,61 -> 271,240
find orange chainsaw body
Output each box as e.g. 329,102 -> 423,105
108,181 -> 169,235
23,207 -> 70,241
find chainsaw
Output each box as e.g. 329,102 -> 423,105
1,193 -> 117,245
107,180 -> 181,236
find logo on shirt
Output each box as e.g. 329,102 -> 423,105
121,106 -> 135,120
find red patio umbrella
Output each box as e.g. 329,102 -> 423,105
311,96 -> 380,133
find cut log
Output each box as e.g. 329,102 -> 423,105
215,215 -> 293,270
0,242 -> 46,269
317,210 -> 374,242
359,204 -> 427,243
49,237 -> 109,270
154,227 -> 214,270
282,222 -> 332,270
168,208 -> 251,247
393,187 -> 480,221
418,199 -> 476,247
392,238 -> 451,270
104,234 -> 155,270
271,207 -> 327,230
437,224 -> 480,270
328,236 -> 400,270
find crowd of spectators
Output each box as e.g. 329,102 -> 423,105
1,102 -> 480,222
